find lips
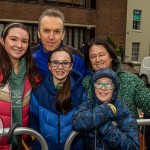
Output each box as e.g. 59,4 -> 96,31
99,92 -> 108,96
96,63 -> 103,66
46,41 -> 56,45
14,49 -> 22,52
56,71 -> 64,76
13,49 -> 23,54
95,64 -> 103,70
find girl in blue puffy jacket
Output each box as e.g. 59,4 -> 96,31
72,68 -> 139,150
29,47 -> 86,150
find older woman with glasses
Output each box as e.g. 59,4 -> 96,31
73,68 -> 139,150
29,46 -> 86,150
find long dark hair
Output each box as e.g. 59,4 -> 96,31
48,47 -> 73,114
84,38 -> 119,72
0,22 -> 42,87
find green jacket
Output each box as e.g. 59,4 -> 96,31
83,64 -> 150,118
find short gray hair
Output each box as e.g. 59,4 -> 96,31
38,9 -> 65,30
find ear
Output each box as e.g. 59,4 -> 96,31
69,63 -> 73,71
62,30 -> 65,40
0,37 -> 5,46
48,63 -> 52,71
38,30 -> 41,39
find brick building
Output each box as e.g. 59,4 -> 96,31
0,0 -> 127,49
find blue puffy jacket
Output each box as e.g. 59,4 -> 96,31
29,69 -> 86,150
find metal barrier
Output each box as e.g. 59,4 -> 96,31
64,119 -> 150,150
2,127 -> 48,150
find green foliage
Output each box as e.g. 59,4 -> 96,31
107,36 -> 121,56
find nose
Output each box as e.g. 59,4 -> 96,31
96,55 -> 101,62
101,85 -> 106,90
48,31 -> 55,40
17,40 -> 23,47
58,63 -> 63,68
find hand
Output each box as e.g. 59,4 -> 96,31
108,104 -> 117,115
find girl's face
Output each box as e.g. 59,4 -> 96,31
48,51 -> 73,85
94,77 -> 114,103
89,45 -> 112,71
1,28 -> 29,62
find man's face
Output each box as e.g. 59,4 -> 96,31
38,16 -> 65,52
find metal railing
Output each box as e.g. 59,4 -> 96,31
2,127 -> 48,150
64,119 -> 150,150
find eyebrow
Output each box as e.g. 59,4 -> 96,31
9,35 -> 29,39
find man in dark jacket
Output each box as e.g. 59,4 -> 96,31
32,9 -> 86,77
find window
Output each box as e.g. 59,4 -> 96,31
132,42 -> 140,61
13,0 -> 38,2
79,29 -> 84,47
45,0 -> 96,8
133,10 -> 141,30
73,0 -> 85,7
64,27 -> 87,49
0,24 -> 4,36
74,28 -> 79,48
45,0 -> 57,5
63,27 -> 90,49
58,0 -> 72,6
68,28 -> 73,45
0,21 -> 94,49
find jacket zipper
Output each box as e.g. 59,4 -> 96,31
58,114 -> 60,144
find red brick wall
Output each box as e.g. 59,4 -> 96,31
0,0 -> 127,45
95,0 -> 127,45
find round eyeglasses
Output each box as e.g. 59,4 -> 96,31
49,61 -> 72,68
94,82 -> 114,90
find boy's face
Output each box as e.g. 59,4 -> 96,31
94,77 -> 114,103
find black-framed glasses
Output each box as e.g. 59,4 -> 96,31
94,82 -> 114,90
49,61 -> 72,68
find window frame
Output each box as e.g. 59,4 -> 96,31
132,42 -> 140,62
133,9 -> 142,30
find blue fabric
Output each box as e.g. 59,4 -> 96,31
29,69 -> 86,150
72,68 -> 139,150
73,100 -> 139,150
32,43 -> 87,77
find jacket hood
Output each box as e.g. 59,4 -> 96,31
44,69 -> 83,95
91,68 -> 119,104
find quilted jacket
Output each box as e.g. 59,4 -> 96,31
82,64 -> 150,118
0,73 -> 32,150
73,68 -> 139,150
29,69 -> 86,150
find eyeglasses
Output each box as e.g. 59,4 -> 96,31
49,61 -> 72,68
94,82 -> 114,90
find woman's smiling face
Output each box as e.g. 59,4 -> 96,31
1,27 -> 29,62
89,45 -> 112,71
